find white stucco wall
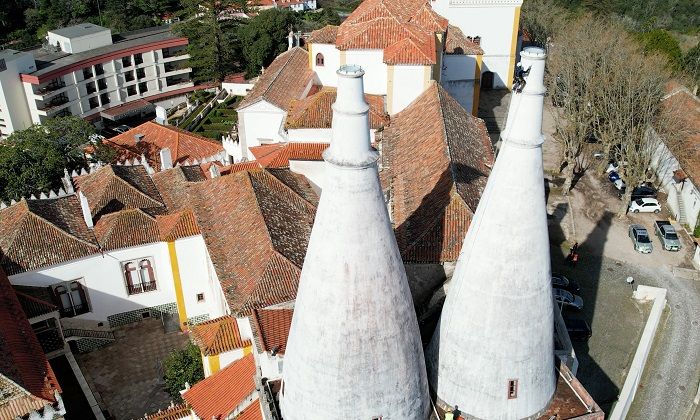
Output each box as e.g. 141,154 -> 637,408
9,243 -> 177,325
289,160 -> 325,193
653,139 -> 700,229
344,49 -> 387,95
175,235 -> 225,322
390,64 -> 429,114
0,50 -> 36,137
286,128 -> 331,143
309,44 -> 341,87
222,82 -> 254,96
47,29 -> 112,54
238,101 -> 287,159
255,349 -> 284,380
441,54 -> 478,113
431,0 -> 521,88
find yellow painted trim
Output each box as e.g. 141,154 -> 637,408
386,64 -> 394,115
208,354 -> 220,374
167,241 -> 187,327
308,43 -> 313,69
507,6 -> 521,89
424,65 -> 431,90
472,55 -> 483,116
340,50 -> 346,66
243,345 -> 252,356
434,33 -> 443,82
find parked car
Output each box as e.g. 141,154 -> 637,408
553,288 -> 584,310
629,198 -> 661,214
113,124 -> 132,134
552,274 -> 581,294
628,224 -> 653,253
608,171 -> 626,191
654,221 -> 681,251
630,185 -> 657,201
563,317 -> 592,342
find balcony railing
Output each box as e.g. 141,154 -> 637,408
39,95 -> 69,111
127,282 -> 157,295
37,80 -> 66,95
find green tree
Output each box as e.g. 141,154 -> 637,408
0,116 -> 95,201
683,43 -> 700,86
175,0 -> 244,83
636,29 -> 683,70
163,342 -> 204,400
238,8 -> 300,78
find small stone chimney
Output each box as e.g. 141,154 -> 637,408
78,191 -> 93,229
209,164 -> 220,178
160,148 -> 173,170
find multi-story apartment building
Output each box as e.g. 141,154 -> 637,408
0,23 -> 193,138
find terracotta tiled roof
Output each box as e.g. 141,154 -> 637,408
190,315 -> 252,356
73,165 -> 165,220
0,268 -> 60,419
143,403 -> 191,420
308,25 -> 339,44
105,121 -> 225,168
187,170 -> 316,316
222,161 -> 263,175
335,0 -> 447,64
157,209 -> 201,242
383,33 -> 435,65
662,86 -> 700,186
0,197 -> 99,275
266,168 -> 320,206
151,167 -> 193,211
444,24 -> 484,55
15,291 -> 57,319
250,142 -> 328,169
237,400 -> 263,420
382,82 -> 493,262
286,88 -> 388,129
251,307 -> 293,354
237,48 -> 314,111
183,354 -> 256,420
93,208 -> 160,251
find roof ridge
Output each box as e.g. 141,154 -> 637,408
435,84 -> 460,189
258,48 -> 305,105
244,172 -> 276,252
112,172 -> 164,208
26,207 -> 99,250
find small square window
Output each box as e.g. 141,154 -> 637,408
508,379 -> 518,399
196,293 -> 205,302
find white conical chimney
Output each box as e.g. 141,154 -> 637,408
427,47 -> 555,419
280,65 -> 430,420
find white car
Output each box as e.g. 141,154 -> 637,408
629,198 -> 661,214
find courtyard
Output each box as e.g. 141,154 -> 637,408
75,318 -> 190,420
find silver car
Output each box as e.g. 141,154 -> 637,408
629,224 -> 653,254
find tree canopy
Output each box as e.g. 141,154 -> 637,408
237,8 -> 301,78
0,116 -> 96,202
162,342 -> 204,400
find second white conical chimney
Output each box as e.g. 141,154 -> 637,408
280,65 -> 430,420
426,47 -> 555,419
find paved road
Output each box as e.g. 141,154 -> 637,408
627,265 -> 700,420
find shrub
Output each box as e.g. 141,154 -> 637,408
162,342 -> 204,400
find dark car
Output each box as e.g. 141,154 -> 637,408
552,274 -> 581,294
563,317 -> 592,342
630,185 -> 657,201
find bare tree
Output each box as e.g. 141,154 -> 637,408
520,0 -> 569,48
546,17 -> 609,193
588,33 -> 674,215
